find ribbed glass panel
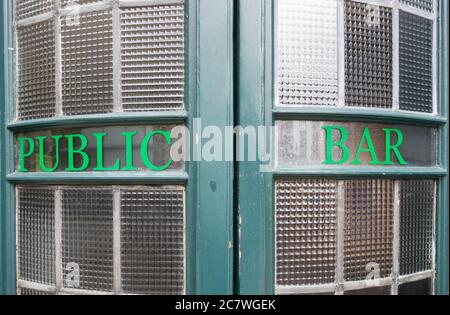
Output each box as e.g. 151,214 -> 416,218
17,188 -> 56,286
277,0 -> 338,106
399,11 -> 434,113
61,189 -> 114,292
276,179 -> 337,286
400,0 -> 434,12
120,5 -> 185,111
15,0 -> 54,21
400,180 -> 435,275
344,0 -> 393,108
344,180 -> 394,282
120,187 -> 185,295
16,20 -> 56,121
61,10 -> 114,115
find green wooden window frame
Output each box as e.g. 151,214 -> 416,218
236,0 -> 448,295
1,0 -> 234,295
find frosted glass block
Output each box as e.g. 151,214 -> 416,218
345,0 -> 393,108
399,279 -> 432,295
15,0 -> 54,21
61,10 -> 114,115
61,189 -> 114,292
276,179 -> 337,286
399,11 -> 434,113
16,20 -> 56,121
120,187 -> 185,295
344,180 -> 394,282
400,0 -> 434,12
120,5 -> 185,111
19,288 -> 54,296
400,180 -> 435,275
17,188 -> 56,286
277,0 -> 338,106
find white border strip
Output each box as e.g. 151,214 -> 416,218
276,284 -> 336,295
392,180 -> 401,294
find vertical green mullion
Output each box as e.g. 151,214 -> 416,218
193,0 -> 234,294
1,0 -> 16,295
436,0 -> 449,296
236,0 -> 274,295
185,0 -> 197,296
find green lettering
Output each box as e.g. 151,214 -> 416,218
140,131 -> 173,171
322,126 -> 350,165
383,128 -> 408,165
92,133 -> 121,171
36,135 -> 62,172
121,132 -> 138,171
18,137 -> 35,172
350,128 -> 382,165
65,134 -> 90,172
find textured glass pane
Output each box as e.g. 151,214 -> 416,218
120,5 -> 185,111
344,286 -> 391,295
276,121 -> 437,168
400,0 -> 434,12
276,179 -> 337,286
19,288 -> 54,296
277,0 -> 338,106
61,0 -> 107,7
400,180 -> 435,275
345,1 -> 393,108
15,0 -> 54,21
61,189 -> 113,292
399,279 -> 432,295
344,180 -> 394,282
61,10 -> 114,115
121,187 -> 185,295
16,125 -> 184,173
16,21 -> 56,121
17,188 -> 56,285
399,11 -> 434,113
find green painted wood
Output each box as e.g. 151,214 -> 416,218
274,107 -> 447,127
7,111 -> 188,132
236,0 -> 275,295
0,0 -> 6,295
7,171 -> 189,184
193,0 -> 234,294
1,0 -> 17,295
436,0 -> 449,296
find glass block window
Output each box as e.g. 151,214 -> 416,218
399,11 -> 434,113
61,10 -> 114,116
14,1 -> 187,121
120,5 -> 185,111
276,179 -> 337,287
276,0 -> 338,106
344,180 -> 394,281
17,187 -> 56,286
17,185 -> 186,295
275,178 -> 435,295
15,0 -> 54,21
61,188 -> 114,292
400,180 -> 434,275
344,1 -> 393,108
16,20 -> 56,121
121,187 -> 185,295
400,0 -> 434,12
